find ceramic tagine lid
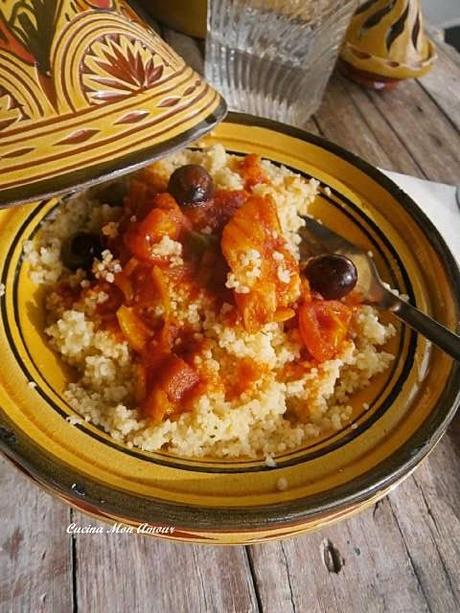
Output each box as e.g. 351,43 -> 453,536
0,0 -> 226,208
340,0 -> 436,89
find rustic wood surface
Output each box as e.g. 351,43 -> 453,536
1,21 -> 460,613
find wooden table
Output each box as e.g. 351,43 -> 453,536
1,24 -> 460,613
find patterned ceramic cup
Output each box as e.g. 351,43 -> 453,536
341,0 -> 436,89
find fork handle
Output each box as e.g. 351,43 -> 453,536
386,294 -> 460,361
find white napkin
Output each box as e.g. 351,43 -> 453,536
381,169 -> 460,263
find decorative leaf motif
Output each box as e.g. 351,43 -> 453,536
0,11 -> 34,63
158,97 -> 180,108
8,0 -> 60,73
411,11 -> 421,50
386,2 -> 410,50
115,110 -> 149,124
183,85 -> 197,96
57,128 -> 99,145
2,146 -> 35,158
81,34 -> 166,105
361,0 -> 396,31
355,0 -> 379,15
0,90 -> 23,131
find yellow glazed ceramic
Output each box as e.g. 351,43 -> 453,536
0,114 -> 459,544
0,0 -> 225,208
341,0 -> 436,84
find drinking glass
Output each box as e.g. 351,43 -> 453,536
205,0 -> 359,127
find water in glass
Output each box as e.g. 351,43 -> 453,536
205,0 -> 359,127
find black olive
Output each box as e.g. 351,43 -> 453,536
303,254 -> 358,300
167,164 -> 214,207
61,232 -> 103,271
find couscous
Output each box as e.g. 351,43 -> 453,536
25,144 -> 395,459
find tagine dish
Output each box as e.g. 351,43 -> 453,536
1,116 -> 458,542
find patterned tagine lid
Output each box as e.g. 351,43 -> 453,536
0,0 -> 226,208
340,0 -> 436,89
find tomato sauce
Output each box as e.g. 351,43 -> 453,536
55,154 -> 358,425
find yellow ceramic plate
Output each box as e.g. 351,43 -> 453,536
1,114 -> 459,544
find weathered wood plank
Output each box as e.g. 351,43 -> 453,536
388,431 -> 460,611
418,43 -> 460,132
0,457 -> 73,613
314,74 -> 425,177
363,78 -> 460,185
249,431 -> 460,613
73,511 -> 259,613
249,505 -> 430,613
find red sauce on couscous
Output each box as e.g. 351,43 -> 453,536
54,154 -> 357,425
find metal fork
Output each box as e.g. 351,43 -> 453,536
299,215 -> 460,361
